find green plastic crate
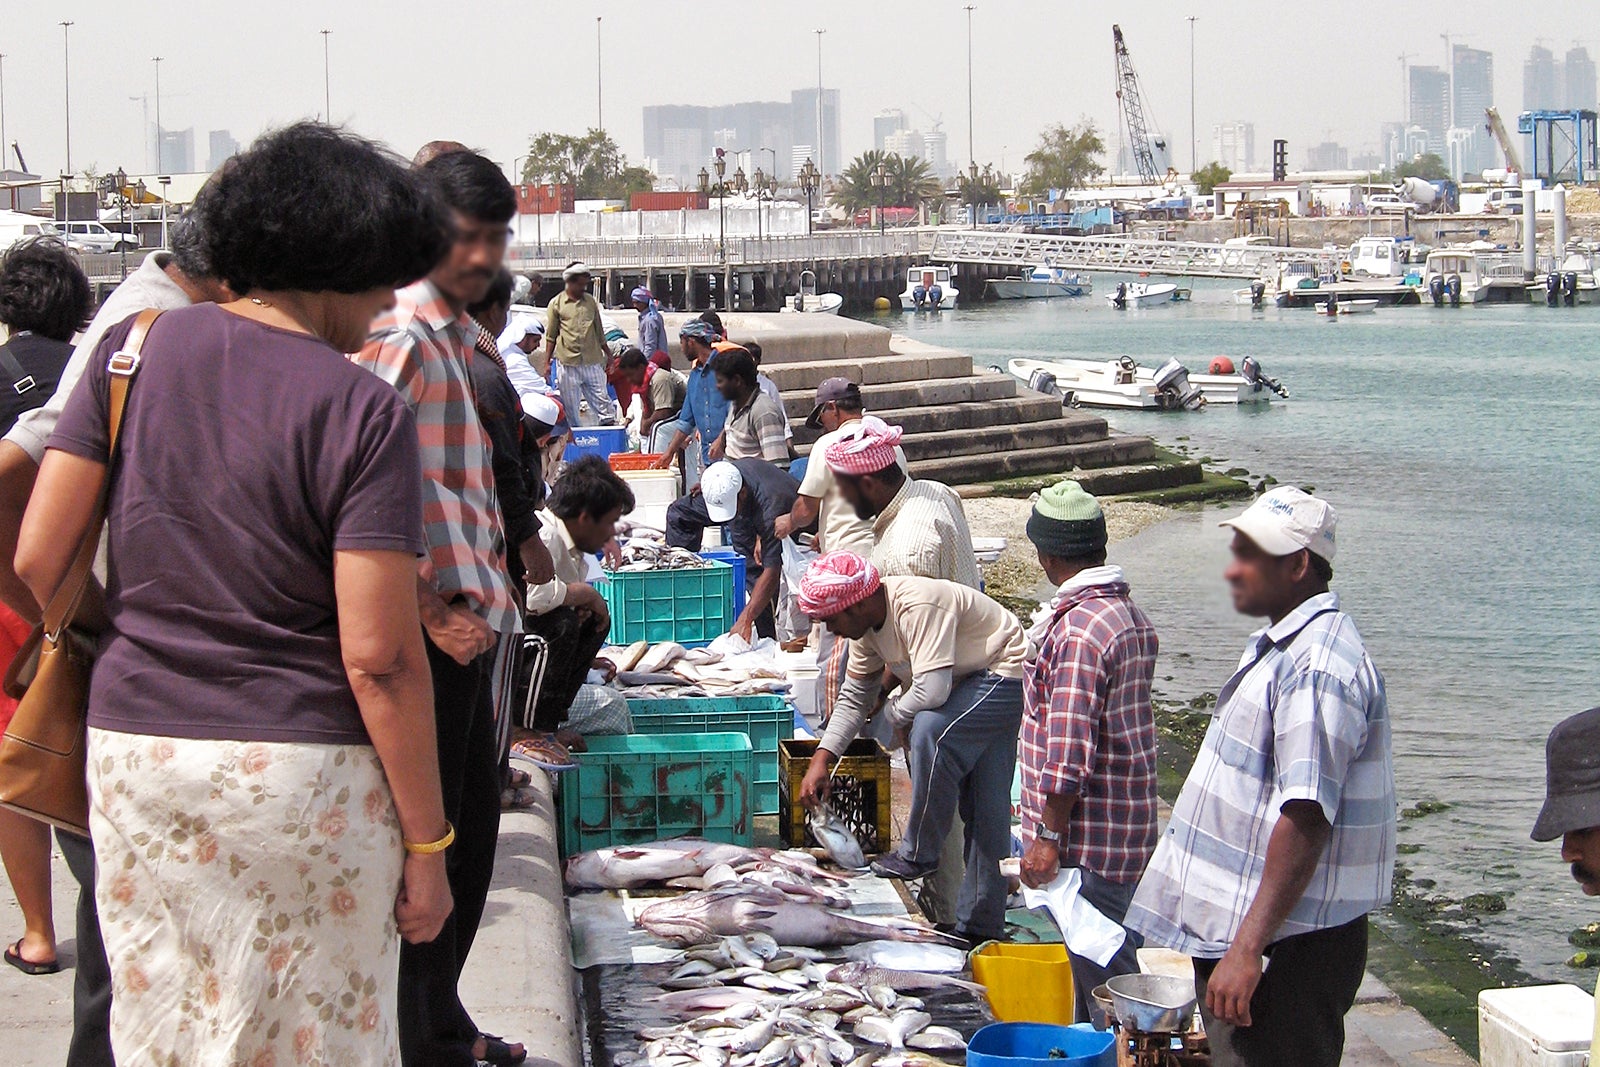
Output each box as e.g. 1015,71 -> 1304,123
627,696 -> 793,815
558,732 -> 752,857
597,561 -> 734,648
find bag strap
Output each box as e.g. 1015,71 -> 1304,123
42,308 -> 161,640
0,343 -> 37,397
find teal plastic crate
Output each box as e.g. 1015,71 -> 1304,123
597,560 -> 734,648
627,696 -> 791,815
558,732 -> 752,856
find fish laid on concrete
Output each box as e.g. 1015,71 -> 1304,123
638,892 -> 960,948
824,963 -> 985,996
565,841 -> 767,889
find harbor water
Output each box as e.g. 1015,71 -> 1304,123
876,280 -> 1600,982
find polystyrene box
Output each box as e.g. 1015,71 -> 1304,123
1478,984 -> 1594,1067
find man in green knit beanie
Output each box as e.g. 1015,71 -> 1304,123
1019,480 -> 1161,1022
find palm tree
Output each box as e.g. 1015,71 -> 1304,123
833,151 -> 944,214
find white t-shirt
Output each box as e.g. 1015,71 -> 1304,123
799,421 -> 906,556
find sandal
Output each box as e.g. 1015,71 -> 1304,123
506,766 -> 533,789
500,784 -> 540,811
477,1032 -> 528,1066
4,939 -> 60,976
510,734 -> 578,772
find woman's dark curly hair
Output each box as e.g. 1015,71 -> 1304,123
197,122 -> 449,295
0,238 -> 92,342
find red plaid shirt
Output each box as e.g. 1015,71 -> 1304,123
1020,577 -> 1160,885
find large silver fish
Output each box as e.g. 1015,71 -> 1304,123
637,892 -> 959,948
825,962 -> 985,996
565,841 -> 766,889
807,805 -> 868,870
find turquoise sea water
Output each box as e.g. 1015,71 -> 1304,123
877,280 -> 1600,980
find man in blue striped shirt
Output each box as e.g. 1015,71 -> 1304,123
1126,487 -> 1395,1067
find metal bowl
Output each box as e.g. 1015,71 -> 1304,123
1104,973 -> 1198,1034
1089,983 -> 1116,1031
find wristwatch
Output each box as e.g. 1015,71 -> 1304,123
1034,823 -> 1063,844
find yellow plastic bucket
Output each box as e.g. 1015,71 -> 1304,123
969,943 -> 1076,1025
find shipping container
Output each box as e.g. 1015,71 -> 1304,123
515,183 -> 575,215
630,190 -> 710,212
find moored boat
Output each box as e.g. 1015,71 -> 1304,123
1107,281 -> 1178,309
781,269 -> 844,314
986,264 -> 1091,300
901,265 -> 960,311
1314,298 -> 1379,316
1008,354 -> 1286,410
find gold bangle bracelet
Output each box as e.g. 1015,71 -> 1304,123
403,822 -> 455,855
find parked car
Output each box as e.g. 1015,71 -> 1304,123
1483,187 -> 1525,215
58,220 -> 139,253
1366,194 -> 1415,215
0,212 -> 62,252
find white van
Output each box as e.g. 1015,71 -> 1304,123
0,213 -> 62,251
59,220 -> 138,253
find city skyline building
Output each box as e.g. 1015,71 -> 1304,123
1525,45 -> 1559,111
642,88 -> 840,186
1451,44 -> 1495,177
1211,120 -> 1255,171
207,129 -> 239,172
873,108 -> 906,152
1566,46 -> 1598,110
1408,64 -> 1449,157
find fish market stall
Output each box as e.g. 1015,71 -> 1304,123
565,839 -> 999,1066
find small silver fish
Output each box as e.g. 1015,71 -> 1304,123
907,1025 -> 966,1053
807,805 -> 868,869
827,962 -> 985,996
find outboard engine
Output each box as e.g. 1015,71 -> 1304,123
1446,273 -> 1462,307
1564,272 -> 1579,306
912,284 -> 928,309
1027,368 -> 1062,401
1240,355 -> 1289,398
1250,280 -> 1266,309
927,284 -> 943,310
1547,272 -> 1563,306
1152,357 -> 1205,411
1428,274 -> 1446,306
1112,282 -> 1129,309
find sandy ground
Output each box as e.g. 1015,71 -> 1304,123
963,495 -> 1172,603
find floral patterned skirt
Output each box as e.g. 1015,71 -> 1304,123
87,728 -> 404,1067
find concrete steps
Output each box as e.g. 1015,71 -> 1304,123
792,395 -> 1082,443
765,351 -> 974,391
906,434 -> 1163,484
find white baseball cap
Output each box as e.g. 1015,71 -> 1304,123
701,462 -> 744,523
1220,486 -> 1337,562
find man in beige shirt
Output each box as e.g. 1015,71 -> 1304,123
544,262 -> 615,425
775,380 -> 905,721
797,552 -> 1028,947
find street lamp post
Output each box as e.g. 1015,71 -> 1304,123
0,53 -> 8,172
968,160 -> 979,230
714,153 -> 728,263
153,57 -> 163,173
61,22 -> 74,229
159,175 -> 171,249
115,167 -> 128,279
871,161 -> 887,238
1187,16 -> 1198,174
321,30 -> 332,121
799,158 -> 820,236
752,167 -> 765,244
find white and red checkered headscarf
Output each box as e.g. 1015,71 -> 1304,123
823,416 -> 903,477
797,551 -> 882,619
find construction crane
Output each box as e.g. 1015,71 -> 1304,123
1112,24 -> 1168,186
1484,106 -> 1524,176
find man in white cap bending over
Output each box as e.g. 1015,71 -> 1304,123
544,261 -> 615,425
1125,487 -> 1395,1067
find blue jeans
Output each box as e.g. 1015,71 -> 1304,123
902,673 -> 1023,939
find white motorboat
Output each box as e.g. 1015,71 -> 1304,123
781,269 -> 844,314
1422,246 -> 1525,305
900,265 -> 959,311
1527,253 -> 1600,306
987,265 -> 1092,300
1009,354 -> 1287,410
1314,298 -> 1379,316
1233,280 -> 1272,308
1107,281 -> 1178,309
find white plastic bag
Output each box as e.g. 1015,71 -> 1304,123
1020,867 -> 1128,967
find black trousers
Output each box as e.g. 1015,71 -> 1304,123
1194,914 -> 1369,1067
58,829 -> 114,1067
522,606 -> 608,732
398,638 -> 501,1067
664,493 -> 775,638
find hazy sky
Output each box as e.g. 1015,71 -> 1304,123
3,0 -> 1594,181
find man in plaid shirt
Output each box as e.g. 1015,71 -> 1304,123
1018,481 -> 1158,1022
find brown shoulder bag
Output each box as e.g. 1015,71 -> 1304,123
0,308 -> 160,835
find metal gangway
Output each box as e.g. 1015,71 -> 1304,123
925,229 -> 1286,279
507,230 -> 924,271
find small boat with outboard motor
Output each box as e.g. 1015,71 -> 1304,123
1106,280 -> 1178,309
986,264 -> 1092,300
1006,354 -> 1287,410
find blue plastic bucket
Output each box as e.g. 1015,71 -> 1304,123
966,1022 -> 1116,1067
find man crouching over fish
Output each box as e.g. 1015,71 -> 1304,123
796,550 -> 1029,947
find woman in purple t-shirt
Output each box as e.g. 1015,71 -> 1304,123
17,124 -> 454,1066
